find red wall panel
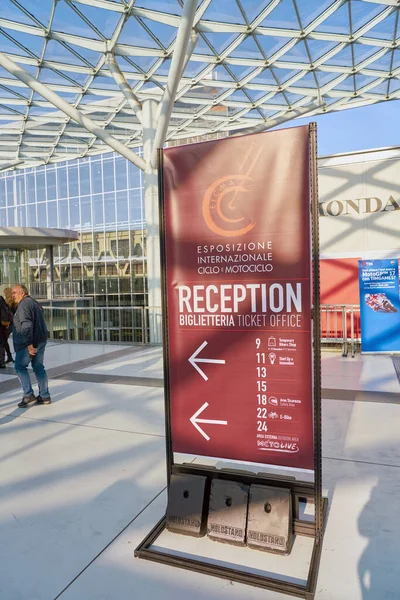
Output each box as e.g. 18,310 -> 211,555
320,258 -> 360,305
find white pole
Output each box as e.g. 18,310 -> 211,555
142,99 -> 162,343
0,52 -> 146,172
180,32 -> 198,80
150,0 -> 198,167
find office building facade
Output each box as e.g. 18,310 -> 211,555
0,151 -> 147,308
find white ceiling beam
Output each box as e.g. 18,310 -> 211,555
256,27 -> 302,39
50,31 -> 105,53
362,0 -> 399,5
73,0 -> 125,12
130,7 -> 181,28
250,0 -> 283,29
0,159 -> 24,171
313,42 -> 347,68
304,0 -> 348,35
355,48 -> 390,71
229,102 -> 319,136
114,44 -> 165,58
0,53 -> 38,67
106,53 -> 143,123
0,76 -> 82,94
0,19 -> 45,37
0,0 -> 397,167
358,36 -> 398,48
353,6 -> 395,40
42,61 -> 94,75
195,22 -> 245,34
0,52 -> 146,171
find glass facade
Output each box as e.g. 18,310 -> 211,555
0,152 -> 147,308
0,249 -> 28,290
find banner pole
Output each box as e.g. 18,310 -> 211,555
158,148 -> 174,486
309,122 -> 323,543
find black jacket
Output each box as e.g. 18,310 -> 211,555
0,297 -> 13,344
12,296 -> 48,351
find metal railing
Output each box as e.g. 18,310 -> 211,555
41,303 -> 361,352
30,281 -> 82,299
0,281 -> 82,299
320,304 -> 360,357
43,306 -> 148,344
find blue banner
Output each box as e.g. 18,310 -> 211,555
358,259 -> 400,352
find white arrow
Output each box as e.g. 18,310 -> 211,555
190,402 -> 228,441
188,340 -> 225,381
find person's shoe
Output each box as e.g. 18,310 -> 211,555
6,357 -> 14,364
36,395 -> 51,405
0,363 -> 5,369
18,394 -> 37,408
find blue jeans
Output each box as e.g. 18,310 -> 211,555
14,342 -> 50,399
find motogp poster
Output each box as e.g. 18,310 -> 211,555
358,259 -> 400,352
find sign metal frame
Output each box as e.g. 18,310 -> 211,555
135,123 -> 326,600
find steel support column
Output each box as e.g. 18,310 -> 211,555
46,245 -> 54,300
142,99 -> 161,343
151,0 -> 198,167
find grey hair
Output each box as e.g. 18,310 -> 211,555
14,284 -> 29,296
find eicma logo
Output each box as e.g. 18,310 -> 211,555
202,175 -> 256,237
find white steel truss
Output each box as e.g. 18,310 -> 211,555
0,0 -> 398,170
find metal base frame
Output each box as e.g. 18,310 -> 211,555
136,125 -> 325,599
135,468 -> 328,600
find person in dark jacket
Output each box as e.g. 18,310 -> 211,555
12,284 -> 51,408
0,295 -> 13,368
3,287 -> 15,363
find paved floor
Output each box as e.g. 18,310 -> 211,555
0,344 -> 399,600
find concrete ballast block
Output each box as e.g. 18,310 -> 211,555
166,474 -> 208,537
207,479 -> 249,546
247,484 -> 293,554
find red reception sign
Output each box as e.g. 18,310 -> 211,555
163,126 -> 314,469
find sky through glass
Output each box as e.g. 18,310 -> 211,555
0,0 -> 398,169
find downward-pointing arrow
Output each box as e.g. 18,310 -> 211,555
188,340 -> 225,381
190,402 -> 228,441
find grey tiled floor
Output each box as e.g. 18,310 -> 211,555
0,344 -> 399,600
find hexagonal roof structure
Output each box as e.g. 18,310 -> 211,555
0,0 -> 398,171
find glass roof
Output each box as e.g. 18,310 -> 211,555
0,0 -> 398,169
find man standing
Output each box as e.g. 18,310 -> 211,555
12,285 -> 51,408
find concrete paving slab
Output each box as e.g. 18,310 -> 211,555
0,379 -> 165,437
322,398 -> 400,466
318,458 -> 400,600
322,388 -> 399,404
21,342 -> 133,371
1,345 -> 399,600
78,346 -> 163,379
56,456 -> 400,600
0,373 -> 16,382
0,414 -> 166,600
153,528 -> 313,583
56,372 -> 164,388
322,353 -> 400,393
58,491 -> 299,600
